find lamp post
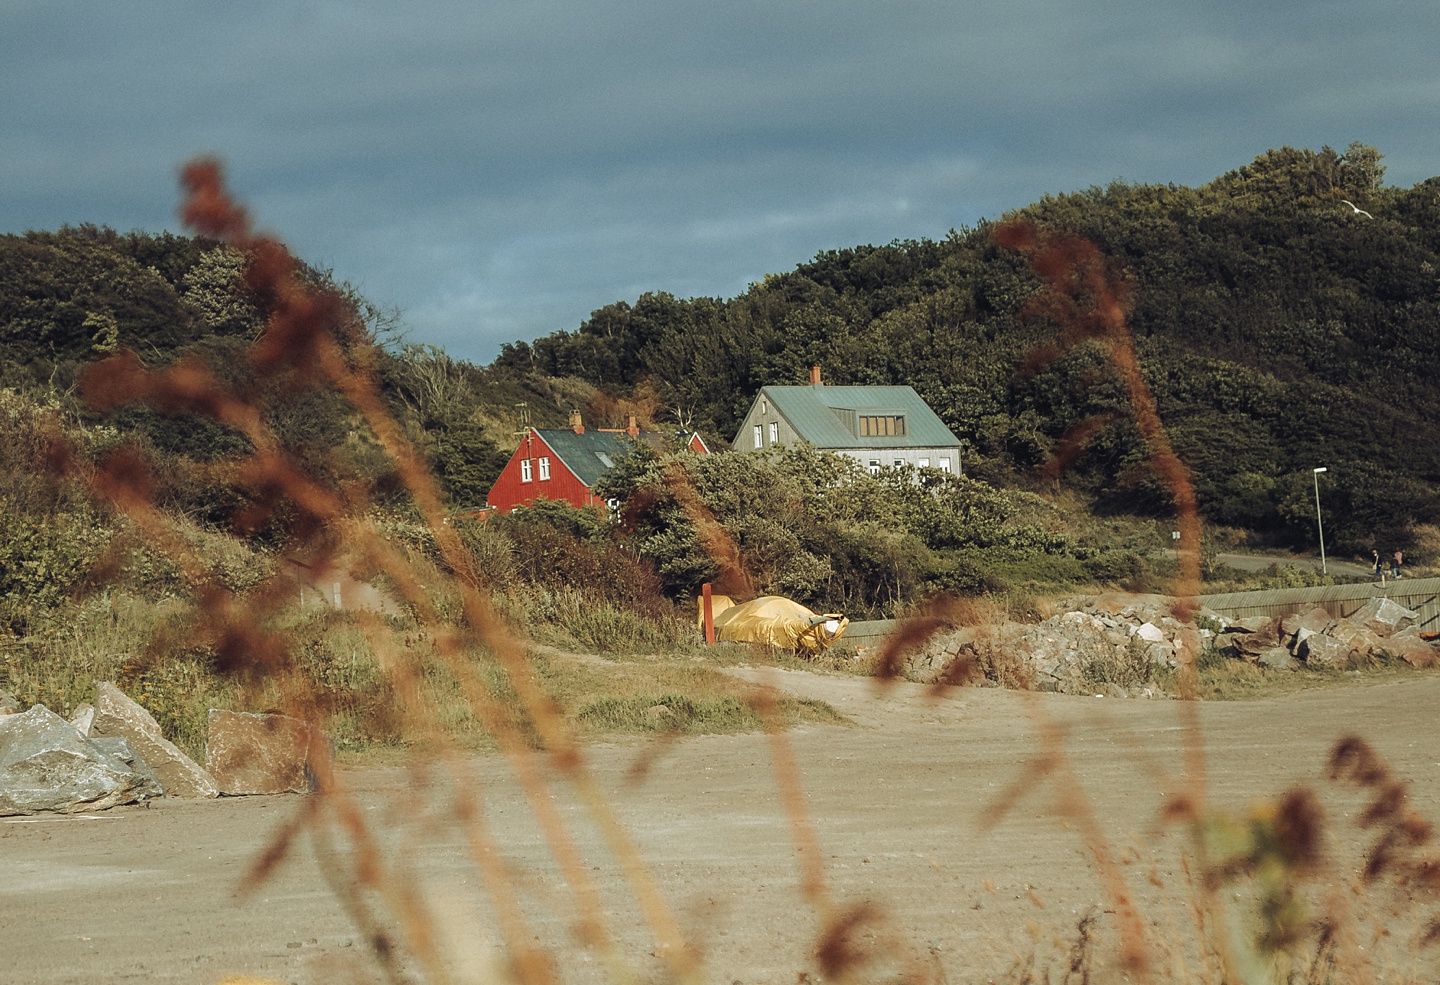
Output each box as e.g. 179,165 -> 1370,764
1313,467 -> 1328,575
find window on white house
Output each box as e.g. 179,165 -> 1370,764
520,459 -> 533,482
893,459 -> 904,468
538,457 -> 551,481
858,415 -> 906,437
868,459 -> 881,475
918,458 -> 930,468
761,398 -> 767,416
753,424 -> 763,449
768,422 -> 778,443
938,458 -> 951,473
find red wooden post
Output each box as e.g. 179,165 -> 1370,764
702,582 -> 715,645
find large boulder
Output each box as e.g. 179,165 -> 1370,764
0,704 -> 161,815
1327,619 -> 1388,660
89,735 -> 165,793
91,683 -> 217,799
1349,597 -> 1418,638
1257,647 -> 1298,671
1301,633 -> 1356,669
1376,635 -> 1440,669
205,710 -> 318,795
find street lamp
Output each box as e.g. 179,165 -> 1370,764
1313,467 -> 1328,575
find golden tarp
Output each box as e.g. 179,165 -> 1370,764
698,594 -> 849,654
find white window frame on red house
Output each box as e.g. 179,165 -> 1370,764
520,459 -> 533,482
538,456 -> 551,481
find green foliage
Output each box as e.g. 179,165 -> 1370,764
595,445 -> 1139,616
483,143 -> 1440,559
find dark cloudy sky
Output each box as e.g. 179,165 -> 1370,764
5,0 -> 1438,364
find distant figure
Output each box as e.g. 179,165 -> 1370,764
1393,550 -> 1404,579
1373,550 -> 1383,577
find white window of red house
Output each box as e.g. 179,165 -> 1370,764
538,457 -> 551,481
520,459 -> 533,482
753,424 -> 763,449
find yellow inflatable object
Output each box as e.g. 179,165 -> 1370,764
703,595 -> 848,654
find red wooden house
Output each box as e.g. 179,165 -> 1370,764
486,413 -> 709,513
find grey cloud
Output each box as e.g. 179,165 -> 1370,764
4,0 -> 1440,363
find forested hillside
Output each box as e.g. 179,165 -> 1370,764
497,143 -> 1440,553
3,143 -> 1438,563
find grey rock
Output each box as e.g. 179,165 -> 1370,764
92,683 -> 217,799
1257,647 -> 1297,671
1301,634 -> 1354,669
1279,612 -> 1303,640
1146,642 -> 1178,668
1349,597 -> 1418,638
0,704 -> 161,815
205,709 -> 318,795
69,702 -> 95,736
89,735 -> 165,795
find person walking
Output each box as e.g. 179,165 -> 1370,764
1393,550 -> 1404,579
1373,550 -> 1383,578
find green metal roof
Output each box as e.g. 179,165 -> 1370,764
756,385 -> 960,449
533,428 -> 641,487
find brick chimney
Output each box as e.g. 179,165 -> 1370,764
569,410 -> 584,434
626,413 -> 639,436
810,365 -> 823,386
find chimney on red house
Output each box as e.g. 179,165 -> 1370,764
810,365 -> 823,386
626,413 -> 639,436
569,410 -> 584,434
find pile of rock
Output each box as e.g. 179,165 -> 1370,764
1217,597 -> 1437,671
0,682 -> 322,816
902,594 -> 1440,697
905,595 -> 1196,697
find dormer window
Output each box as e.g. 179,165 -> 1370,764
859,415 -> 905,437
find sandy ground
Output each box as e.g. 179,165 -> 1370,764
7,669 -> 1440,985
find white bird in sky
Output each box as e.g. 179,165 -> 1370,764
1339,199 -> 1374,219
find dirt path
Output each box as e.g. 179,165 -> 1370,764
7,671 -> 1440,984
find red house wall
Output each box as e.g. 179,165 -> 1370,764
485,430 -> 603,512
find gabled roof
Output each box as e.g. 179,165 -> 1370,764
533,428 -> 640,487
756,385 -> 959,449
